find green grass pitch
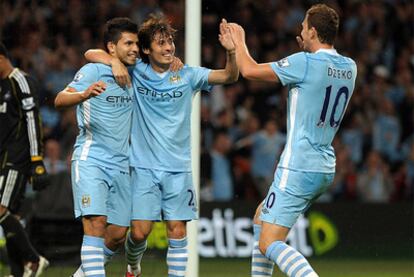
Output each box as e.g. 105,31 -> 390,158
1,257 -> 413,276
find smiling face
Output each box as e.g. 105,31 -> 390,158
144,31 -> 175,72
109,32 -> 139,66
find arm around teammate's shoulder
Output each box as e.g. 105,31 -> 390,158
85,49 -> 131,87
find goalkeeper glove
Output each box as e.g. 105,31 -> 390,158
30,157 -> 51,191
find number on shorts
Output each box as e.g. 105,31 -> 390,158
187,189 -> 195,206
266,192 -> 276,209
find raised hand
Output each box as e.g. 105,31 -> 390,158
83,81 -> 106,99
110,58 -> 131,87
228,23 -> 246,48
170,56 -> 184,72
218,18 -> 235,51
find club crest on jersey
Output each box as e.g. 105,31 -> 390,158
73,72 -> 84,82
169,74 -> 181,84
81,195 -> 91,208
277,58 -> 290,67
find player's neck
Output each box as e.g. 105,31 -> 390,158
0,61 -> 14,79
150,62 -> 169,73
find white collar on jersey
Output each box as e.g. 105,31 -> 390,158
154,70 -> 169,78
315,48 -> 339,55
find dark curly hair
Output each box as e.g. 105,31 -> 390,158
138,13 -> 176,64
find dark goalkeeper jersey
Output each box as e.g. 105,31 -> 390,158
0,68 -> 44,170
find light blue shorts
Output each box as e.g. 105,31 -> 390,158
260,168 -> 334,228
71,160 -> 131,227
131,167 -> 198,221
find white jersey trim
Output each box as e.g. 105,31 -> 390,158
279,88 -> 299,190
80,100 -> 93,160
1,170 -> 17,206
10,69 -> 30,94
0,176 -> 4,191
315,48 -> 339,56
26,111 -> 38,156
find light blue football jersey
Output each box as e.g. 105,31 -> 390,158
69,63 -> 133,171
130,60 -> 211,171
271,49 -> 357,173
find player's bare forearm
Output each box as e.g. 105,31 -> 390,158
208,50 -> 239,84
224,49 -> 239,82
229,23 -> 278,82
55,87 -> 89,108
84,49 -> 113,65
222,49 -> 239,82
55,82 -> 106,108
235,44 -> 277,82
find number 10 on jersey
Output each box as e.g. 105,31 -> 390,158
317,85 -> 349,128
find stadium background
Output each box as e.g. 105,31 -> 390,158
0,0 -> 413,276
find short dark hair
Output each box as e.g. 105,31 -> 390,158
306,4 -> 339,45
138,13 -> 176,64
103,17 -> 138,52
0,42 -> 10,59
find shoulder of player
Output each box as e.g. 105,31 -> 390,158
81,63 -> 117,80
81,62 -> 112,73
272,52 -> 307,69
8,68 -> 39,89
282,51 -> 308,63
178,64 -> 209,75
308,50 -> 354,62
130,59 -> 151,75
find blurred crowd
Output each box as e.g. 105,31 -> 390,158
0,0 -> 412,204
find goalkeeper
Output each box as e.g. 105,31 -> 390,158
0,42 -> 50,277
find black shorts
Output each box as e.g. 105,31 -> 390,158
0,166 -> 28,213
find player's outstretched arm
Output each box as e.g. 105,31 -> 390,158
228,23 -> 279,83
54,81 -> 106,108
85,49 -> 131,87
208,19 -> 239,85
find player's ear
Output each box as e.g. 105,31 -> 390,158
143,48 -> 150,55
310,27 -> 318,40
107,42 -> 116,55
